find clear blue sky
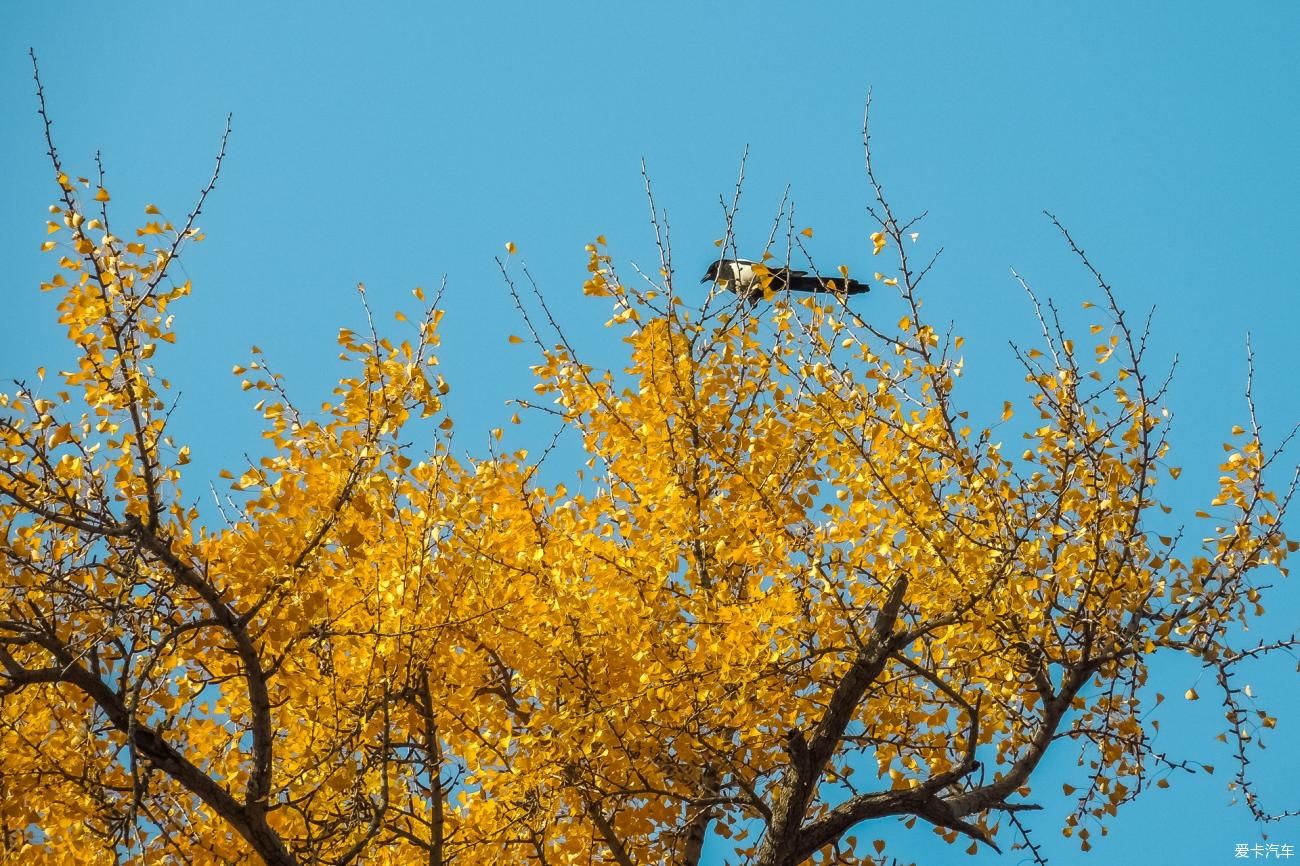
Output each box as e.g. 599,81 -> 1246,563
2,3 -> 1297,864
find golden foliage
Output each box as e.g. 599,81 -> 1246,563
1,91 -> 1295,866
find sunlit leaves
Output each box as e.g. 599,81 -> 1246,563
1,169 -> 1293,866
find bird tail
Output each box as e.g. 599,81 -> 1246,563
787,275 -> 870,295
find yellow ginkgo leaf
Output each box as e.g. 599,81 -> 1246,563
801,227 -> 814,238
505,241 -> 517,254
94,188 -> 110,202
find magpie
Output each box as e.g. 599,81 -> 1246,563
701,258 -> 868,301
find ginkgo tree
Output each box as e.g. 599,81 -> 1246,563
2,65 -> 1297,866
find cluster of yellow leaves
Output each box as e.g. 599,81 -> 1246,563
1,183 -> 1293,866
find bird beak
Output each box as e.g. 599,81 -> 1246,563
700,275 -> 711,284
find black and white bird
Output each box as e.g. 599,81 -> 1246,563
701,258 -> 868,301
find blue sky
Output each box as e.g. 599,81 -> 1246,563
2,3 -> 1298,864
